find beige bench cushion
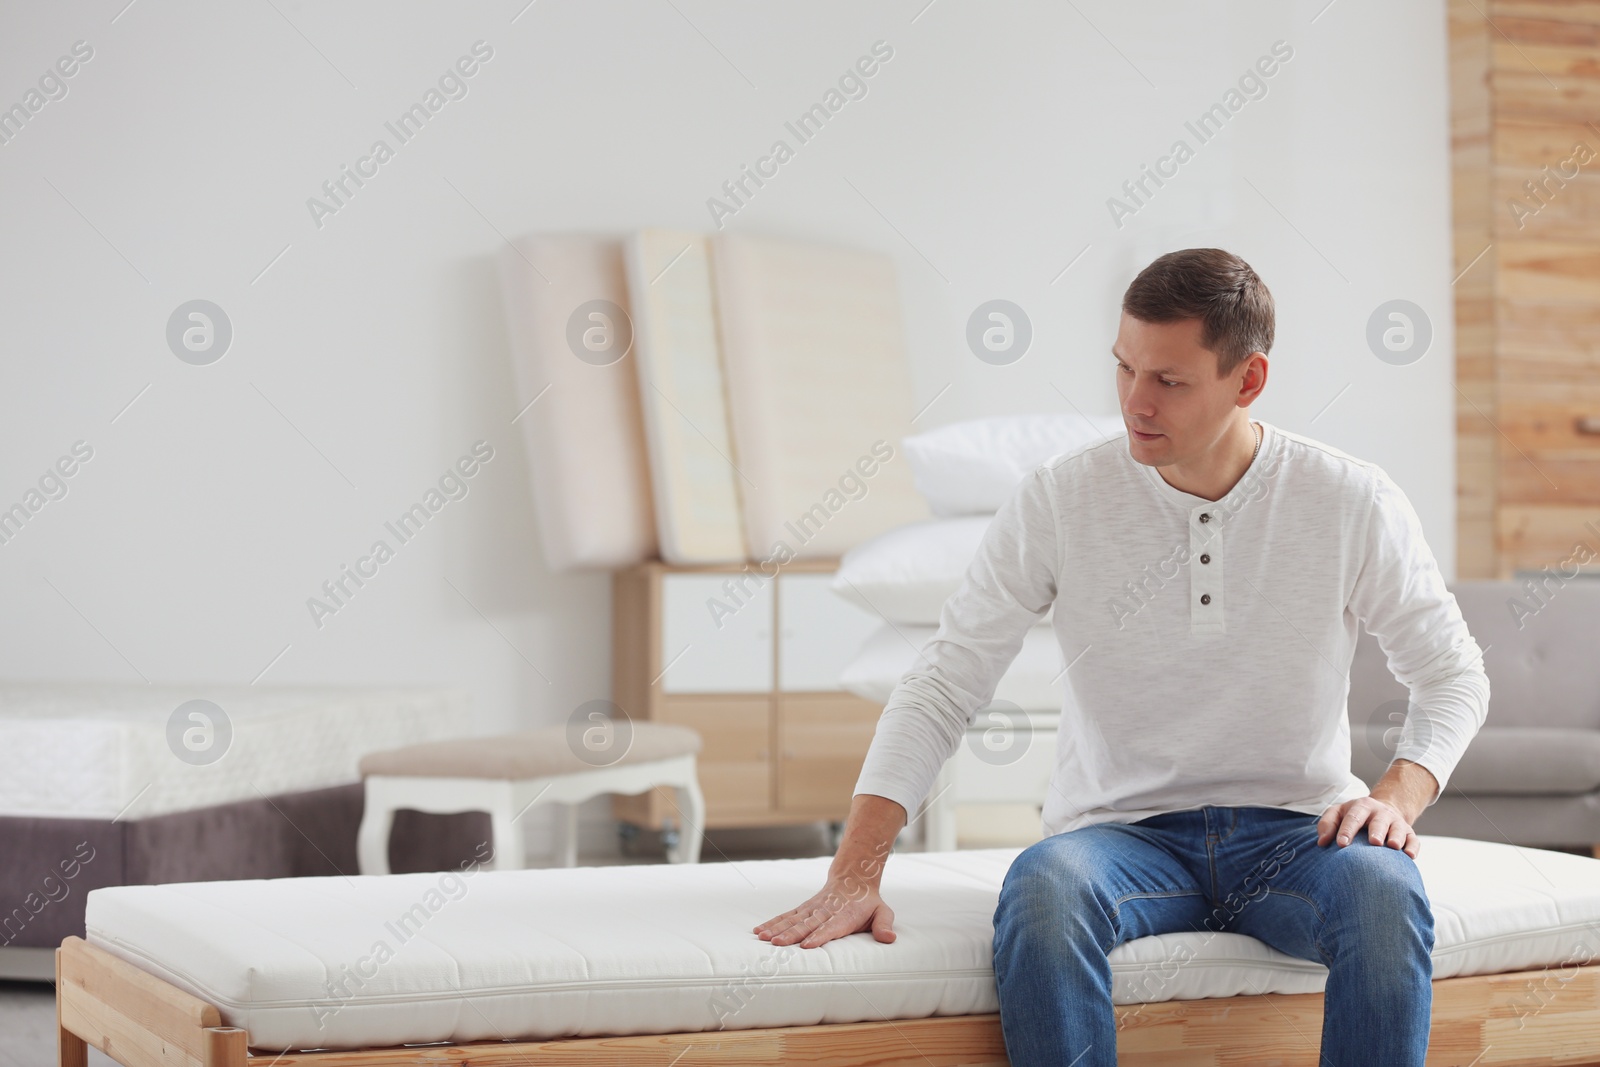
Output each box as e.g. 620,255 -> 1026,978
359,723 -> 701,780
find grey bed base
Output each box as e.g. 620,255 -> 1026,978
0,782 -> 488,978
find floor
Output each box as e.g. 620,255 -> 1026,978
0,980 -> 106,1067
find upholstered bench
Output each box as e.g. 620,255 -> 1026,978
57,835 -> 1600,1065
355,722 -> 705,872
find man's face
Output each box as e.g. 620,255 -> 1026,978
1112,312 -> 1251,468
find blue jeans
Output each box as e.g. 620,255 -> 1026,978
991,805 -> 1434,1066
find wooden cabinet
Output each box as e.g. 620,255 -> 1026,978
610,560 -> 886,832
775,693 -> 884,813
657,695 -> 770,815
658,575 -> 774,693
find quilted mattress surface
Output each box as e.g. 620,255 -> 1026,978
0,681 -> 471,819
85,836 -> 1600,1052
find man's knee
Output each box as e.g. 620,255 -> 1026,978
1323,841 -> 1435,955
1002,835 -> 1101,892
995,836 -> 1109,930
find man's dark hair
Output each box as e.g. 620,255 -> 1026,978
1121,248 -> 1274,378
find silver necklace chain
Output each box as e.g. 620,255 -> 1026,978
1251,420 -> 1261,464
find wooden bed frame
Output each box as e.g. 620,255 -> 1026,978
55,935 -> 1600,1066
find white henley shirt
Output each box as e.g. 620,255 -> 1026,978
852,420 -> 1490,837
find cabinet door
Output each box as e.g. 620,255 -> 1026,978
659,695 -> 772,816
776,693 -> 882,814
660,573 -> 774,693
777,572 -> 884,692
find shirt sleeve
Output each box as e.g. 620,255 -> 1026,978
1346,467 -> 1490,804
851,464 -> 1062,821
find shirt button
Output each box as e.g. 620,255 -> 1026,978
1200,554 -> 1210,564
1201,594 -> 1212,605
1199,513 -> 1211,523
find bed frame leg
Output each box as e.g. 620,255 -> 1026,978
56,946 -> 87,1067
57,1024 -> 87,1067
205,1026 -> 248,1066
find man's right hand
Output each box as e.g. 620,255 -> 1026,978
753,877 -> 896,949
753,793 -> 906,949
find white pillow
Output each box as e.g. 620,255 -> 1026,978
902,412 -> 1126,517
830,516 -> 993,624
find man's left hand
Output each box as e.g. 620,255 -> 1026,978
1317,795 -> 1420,859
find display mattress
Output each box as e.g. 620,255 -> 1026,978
0,681 -> 470,819
84,835 -> 1600,1052
711,232 -> 928,559
495,233 -> 657,571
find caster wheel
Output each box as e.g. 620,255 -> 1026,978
665,819 -> 691,870
617,821 -> 641,857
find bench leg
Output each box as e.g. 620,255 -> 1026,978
557,803 -> 578,867
668,775 -> 706,864
490,796 -> 526,871
357,788 -> 395,875
921,763 -> 959,851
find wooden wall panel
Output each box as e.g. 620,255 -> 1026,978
1453,1 -> 1600,577
1498,504 -> 1600,573
1453,0 -> 1497,577
1495,1 -> 1600,23
1497,297 -> 1600,376
1498,241 -> 1600,302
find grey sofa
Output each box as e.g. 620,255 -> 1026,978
1348,578 -> 1600,852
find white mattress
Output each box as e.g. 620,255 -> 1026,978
0,682 -> 471,820
85,837 -> 1600,1052
495,233 -> 657,571
841,621 -> 1067,712
624,229 -> 746,563
711,233 -> 929,559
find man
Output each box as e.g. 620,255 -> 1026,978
754,248 -> 1489,1066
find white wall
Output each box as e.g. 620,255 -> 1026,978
0,0 -> 1454,850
